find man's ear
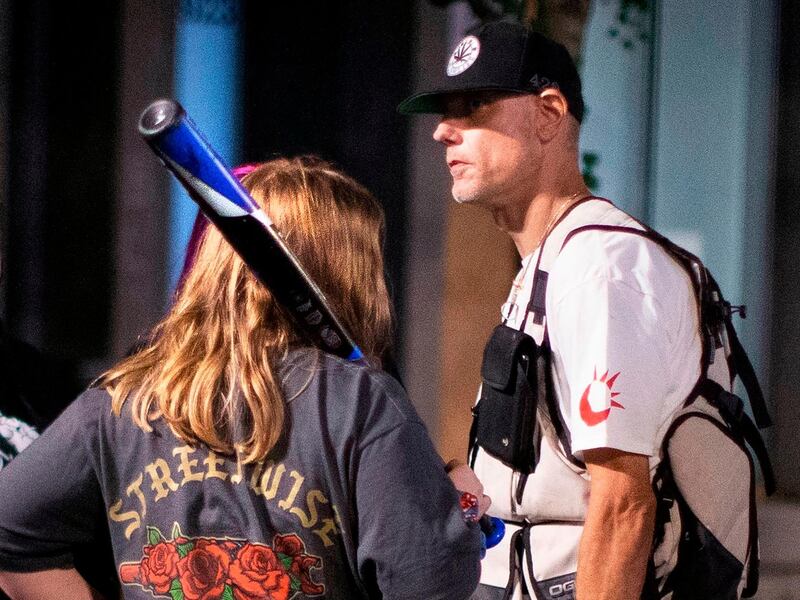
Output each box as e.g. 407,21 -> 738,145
534,88 -> 569,142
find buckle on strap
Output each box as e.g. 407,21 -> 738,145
697,379 -> 745,427
717,389 -> 745,425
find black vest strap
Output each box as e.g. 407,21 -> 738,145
529,270 -> 548,326
521,525 -> 548,600
502,526 -> 531,600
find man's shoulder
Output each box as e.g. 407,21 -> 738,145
559,198 -> 640,233
545,199 -> 649,278
549,202 -> 693,301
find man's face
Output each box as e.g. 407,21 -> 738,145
432,91 -> 541,207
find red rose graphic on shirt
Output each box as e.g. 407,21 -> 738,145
229,543 -> 291,600
139,541 -> 180,593
177,540 -> 232,600
118,523 -> 325,599
274,533 -> 304,557
291,554 -> 325,595
579,368 -> 624,426
275,534 -> 324,596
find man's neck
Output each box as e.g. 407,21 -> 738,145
491,184 -> 590,257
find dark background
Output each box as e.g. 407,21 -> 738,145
6,0 -> 120,360
1,0 -> 413,384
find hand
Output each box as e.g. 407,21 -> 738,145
445,459 -> 491,518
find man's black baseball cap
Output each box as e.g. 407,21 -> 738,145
398,21 -> 584,122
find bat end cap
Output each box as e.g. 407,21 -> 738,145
139,99 -> 184,137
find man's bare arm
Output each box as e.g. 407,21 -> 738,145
576,447 -> 656,600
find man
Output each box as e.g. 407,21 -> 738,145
399,22 -> 702,599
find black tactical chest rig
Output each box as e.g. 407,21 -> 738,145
468,198 -> 775,599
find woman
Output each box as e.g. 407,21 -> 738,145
0,156 -> 481,599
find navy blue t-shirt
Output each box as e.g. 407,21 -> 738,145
0,349 -> 480,599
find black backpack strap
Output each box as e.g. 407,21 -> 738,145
723,315 -> 772,428
650,456 -> 677,550
467,404 -> 479,467
699,270 -> 772,431
563,224 -> 773,427
641,559 -> 661,600
649,451 -> 680,598
743,486 -> 761,599
538,336 -> 584,471
520,195 -> 608,328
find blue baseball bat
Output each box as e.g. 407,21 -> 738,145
138,98 -> 504,550
138,99 -> 363,362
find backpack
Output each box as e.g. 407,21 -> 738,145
620,224 -> 776,599
469,198 -> 775,599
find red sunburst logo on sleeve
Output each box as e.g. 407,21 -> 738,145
579,368 -> 624,426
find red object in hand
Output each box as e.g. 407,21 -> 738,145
460,492 -> 480,523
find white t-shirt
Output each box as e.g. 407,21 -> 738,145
476,200 -> 703,589
504,203 -> 702,465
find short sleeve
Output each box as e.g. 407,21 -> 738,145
543,227 -> 702,460
355,420 -> 481,599
549,275 -> 672,457
0,391 -> 106,571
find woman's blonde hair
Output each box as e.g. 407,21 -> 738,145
98,156 -> 393,463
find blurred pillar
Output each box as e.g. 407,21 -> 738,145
649,1 -> 777,408
5,1 -> 49,349
402,2 -> 451,435
4,2 -> 118,372
578,0 -> 654,219
771,0 -> 800,498
167,0 -> 243,294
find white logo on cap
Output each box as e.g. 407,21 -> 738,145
447,35 -> 480,76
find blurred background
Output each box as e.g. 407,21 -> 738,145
0,0 -> 798,594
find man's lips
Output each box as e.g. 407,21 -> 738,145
448,160 -> 470,176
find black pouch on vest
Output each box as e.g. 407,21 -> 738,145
472,323 -> 542,473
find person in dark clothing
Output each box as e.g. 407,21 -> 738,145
0,156 -> 483,600
0,319 -> 81,467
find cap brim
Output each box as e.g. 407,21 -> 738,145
397,92 -> 448,114
397,86 -> 529,115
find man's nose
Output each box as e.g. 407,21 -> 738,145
433,120 -> 462,146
